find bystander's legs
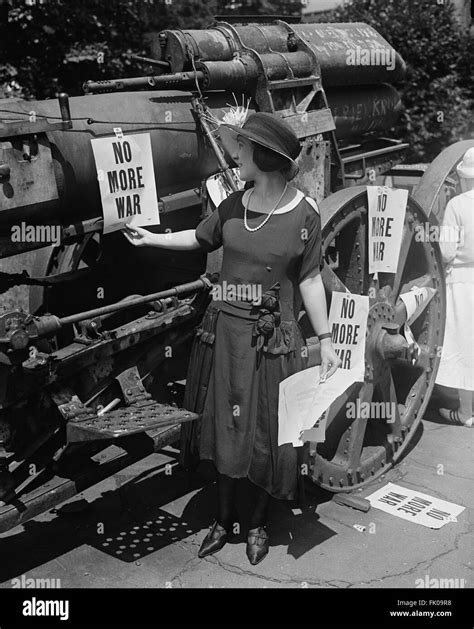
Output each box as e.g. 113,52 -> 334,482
439,389 -> 473,427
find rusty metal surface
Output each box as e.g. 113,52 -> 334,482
292,139 -> 330,205
0,135 -> 58,214
326,84 -> 402,140
295,23 -> 406,86
158,22 -> 406,86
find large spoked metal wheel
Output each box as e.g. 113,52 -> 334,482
413,140 -> 474,222
307,186 -> 446,492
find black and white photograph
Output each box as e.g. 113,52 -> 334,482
0,0 -> 472,624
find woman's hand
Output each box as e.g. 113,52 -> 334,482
319,338 -> 342,383
122,224 -> 152,247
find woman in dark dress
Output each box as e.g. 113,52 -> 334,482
123,112 -> 341,565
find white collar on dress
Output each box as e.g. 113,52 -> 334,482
242,188 -> 305,214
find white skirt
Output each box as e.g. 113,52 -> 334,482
436,281 -> 474,390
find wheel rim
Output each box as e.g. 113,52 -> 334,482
413,140 -> 474,222
309,186 -> 446,492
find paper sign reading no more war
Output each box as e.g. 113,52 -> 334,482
91,132 -> 160,234
367,186 -> 407,274
329,292 -> 369,381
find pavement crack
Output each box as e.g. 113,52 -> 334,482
167,550 -> 201,587
354,527 -> 471,587
164,537 -> 354,587
354,555 -> 434,587
201,554 -> 345,587
421,528 -> 471,573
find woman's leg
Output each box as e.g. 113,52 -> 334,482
198,472 -> 237,558
249,482 -> 272,529
247,481 -> 271,565
216,472 -> 237,531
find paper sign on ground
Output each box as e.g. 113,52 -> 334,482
367,186 -> 407,274
278,365 -> 360,446
91,133 -> 159,234
366,482 -> 465,529
329,292 -> 369,381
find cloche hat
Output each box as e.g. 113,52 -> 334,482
219,112 -> 301,180
457,147 -> 474,179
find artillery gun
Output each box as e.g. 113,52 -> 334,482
0,17 -> 472,533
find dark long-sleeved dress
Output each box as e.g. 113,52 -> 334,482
181,188 -> 323,500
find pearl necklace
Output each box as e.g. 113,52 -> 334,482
244,183 -> 288,232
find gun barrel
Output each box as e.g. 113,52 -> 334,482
83,71 -> 206,94
59,275 -> 217,326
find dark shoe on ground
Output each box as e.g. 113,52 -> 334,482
246,526 -> 269,565
198,521 -> 229,558
439,408 -> 473,427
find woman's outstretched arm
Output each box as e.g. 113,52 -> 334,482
122,224 -> 201,250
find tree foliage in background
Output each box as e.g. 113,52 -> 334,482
220,0 -> 302,15
0,0 -> 218,100
0,0 -> 302,100
327,0 -> 474,161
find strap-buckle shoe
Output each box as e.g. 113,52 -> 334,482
198,521 -> 229,558
246,526 -> 269,565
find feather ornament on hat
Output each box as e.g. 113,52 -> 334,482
201,93 -> 252,130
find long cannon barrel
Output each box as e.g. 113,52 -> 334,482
154,21 -> 406,87
86,21 -> 405,95
84,71 -> 206,94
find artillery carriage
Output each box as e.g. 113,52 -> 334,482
0,17 -> 472,533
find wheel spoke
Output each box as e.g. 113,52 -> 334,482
321,260 -> 350,294
333,381 -> 373,468
323,382 -> 359,430
376,366 -> 402,440
354,217 -> 369,294
389,220 -> 413,302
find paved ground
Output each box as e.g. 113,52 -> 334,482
0,412 -> 471,589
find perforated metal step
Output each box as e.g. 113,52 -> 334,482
66,400 -> 198,443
